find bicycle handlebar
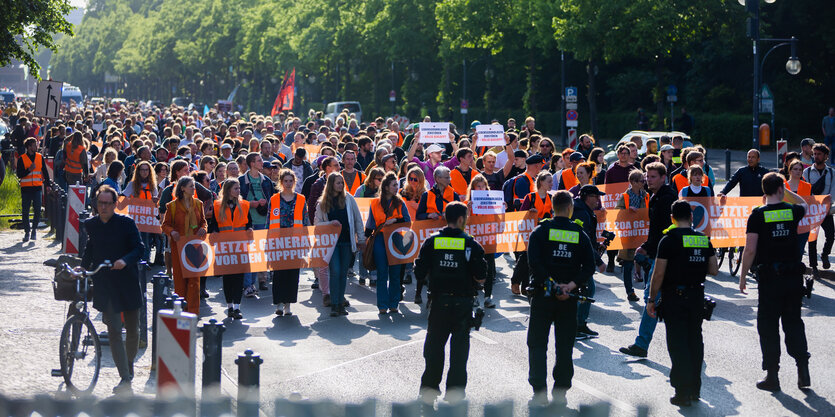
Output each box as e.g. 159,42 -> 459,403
61,261 -> 113,278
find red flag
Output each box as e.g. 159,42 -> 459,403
270,70 -> 288,117
278,68 -> 295,112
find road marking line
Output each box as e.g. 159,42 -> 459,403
287,337 -> 425,382
572,380 -> 638,414
471,332 -> 497,345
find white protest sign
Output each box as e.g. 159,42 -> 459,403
418,122 -> 450,143
475,124 -> 505,147
471,190 -> 505,215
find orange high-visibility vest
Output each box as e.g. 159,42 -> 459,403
561,168 -> 579,190
513,172 -> 536,201
136,183 -> 154,200
425,186 -> 456,215
64,143 -> 84,174
622,192 -> 649,209
371,198 -> 403,227
268,193 -> 306,229
673,173 -> 689,193
20,153 -> 43,187
342,170 -> 366,196
529,192 -> 552,220
450,167 -> 477,196
213,199 -> 251,232
785,180 -> 811,196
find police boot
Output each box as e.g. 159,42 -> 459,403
798,363 -> 811,390
669,391 -> 691,407
756,369 -> 780,392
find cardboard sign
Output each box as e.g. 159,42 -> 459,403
475,124 -> 505,147
471,190 -> 505,214
381,211 -> 538,265
597,182 -> 629,210
115,197 -> 162,234
595,207 -> 649,250
176,225 -> 341,278
418,123 -> 450,143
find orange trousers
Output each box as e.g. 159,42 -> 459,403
171,241 -> 200,315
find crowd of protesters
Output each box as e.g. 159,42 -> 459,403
2,100 -> 832,321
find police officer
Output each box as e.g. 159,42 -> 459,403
526,190 -> 596,405
739,172 -> 811,392
414,201 -> 487,403
571,185 -> 607,339
646,201 -> 719,406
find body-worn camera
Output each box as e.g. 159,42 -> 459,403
703,296 -> 716,321
470,308 -> 485,331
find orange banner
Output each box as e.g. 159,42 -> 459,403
598,182 -> 629,210
176,225 -> 341,278
115,197 -> 162,234
381,211 -> 539,265
595,207 -> 649,250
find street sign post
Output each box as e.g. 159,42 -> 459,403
566,109 -> 578,128
760,84 -> 774,114
777,139 -> 787,169
35,80 -> 63,119
666,85 -> 678,130
389,90 -> 396,103
565,87 -> 578,103
568,128 -> 578,148
460,99 -> 468,114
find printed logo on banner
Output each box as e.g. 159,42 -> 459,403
387,227 -> 418,259
181,240 -> 213,273
687,201 -> 709,232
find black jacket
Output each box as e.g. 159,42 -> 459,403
414,226 -> 487,294
527,216 -> 595,288
81,214 -> 144,313
721,164 -> 771,197
639,184 -> 677,258
571,198 -> 604,266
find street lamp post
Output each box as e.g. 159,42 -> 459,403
741,0 -> 800,149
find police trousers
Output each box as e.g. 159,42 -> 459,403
420,295 -> 473,394
527,295 -> 578,392
662,287 -> 704,396
757,271 -> 809,371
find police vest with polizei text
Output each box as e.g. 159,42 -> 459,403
428,233 -> 477,296
542,219 -> 585,280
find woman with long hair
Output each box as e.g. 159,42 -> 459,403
365,172 -> 411,314
102,160 -> 125,195
268,170 -> 308,316
466,174 -> 501,308
785,158 -> 812,257
589,147 -> 608,184
314,172 -> 365,316
400,167 -> 428,203
568,162 -> 595,197
354,167 -> 384,198
124,160 -> 159,263
513,172 -> 553,295
213,178 -> 252,319
161,176 -> 208,315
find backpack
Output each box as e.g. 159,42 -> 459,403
807,167 -> 833,195
502,174 -> 522,212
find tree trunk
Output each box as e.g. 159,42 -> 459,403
523,49 -> 537,116
587,59 -> 599,140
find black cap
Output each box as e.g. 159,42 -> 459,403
526,154 -> 544,165
514,150 -> 528,159
263,161 -> 274,169
579,185 -> 605,196
569,152 -> 585,162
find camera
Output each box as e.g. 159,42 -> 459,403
598,230 -> 616,255
703,296 -> 716,321
469,308 -> 485,331
527,278 -> 596,303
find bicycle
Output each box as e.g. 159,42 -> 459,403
50,260 -> 112,395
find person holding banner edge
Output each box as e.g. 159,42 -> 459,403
162,176 -> 208,315
268,169 -> 309,317
366,173 -> 412,314
211,178 -> 252,320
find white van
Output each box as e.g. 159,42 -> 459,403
324,101 -> 362,124
61,84 -> 84,105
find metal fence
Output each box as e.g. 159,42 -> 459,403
0,395 -> 646,417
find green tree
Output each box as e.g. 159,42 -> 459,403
1,0 -> 75,78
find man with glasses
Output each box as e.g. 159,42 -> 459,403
605,144 -> 638,184
81,185 -> 144,395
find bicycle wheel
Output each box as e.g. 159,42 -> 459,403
59,314 -> 101,395
716,247 -> 727,269
729,247 -> 743,277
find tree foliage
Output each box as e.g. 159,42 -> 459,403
1,0 -> 75,79
49,0 -> 835,140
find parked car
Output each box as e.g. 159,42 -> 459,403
603,130 -> 692,165
172,97 -> 192,108
90,97 -> 105,105
0,89 -> 16,103
324,101 -> 362,124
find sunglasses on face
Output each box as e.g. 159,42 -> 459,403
408,177 -> 419,182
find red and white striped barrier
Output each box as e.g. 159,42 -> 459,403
156,301 -> 198,398
63,184 -> 86,254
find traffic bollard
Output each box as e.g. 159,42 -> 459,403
77,210 -> 91,257
201,318 -> 225,391
436,400 -> 467,417
235,349 -> 263,417
483,401 -> 513,417
156,300 -> 198,398
139,261 -> 149,347
391,401 -> 421,417
344,399 -> 376,417
152,273 -> 173,372
176,296 -> 188,313
200,396 -> 234,417
725,149 -> 731,181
